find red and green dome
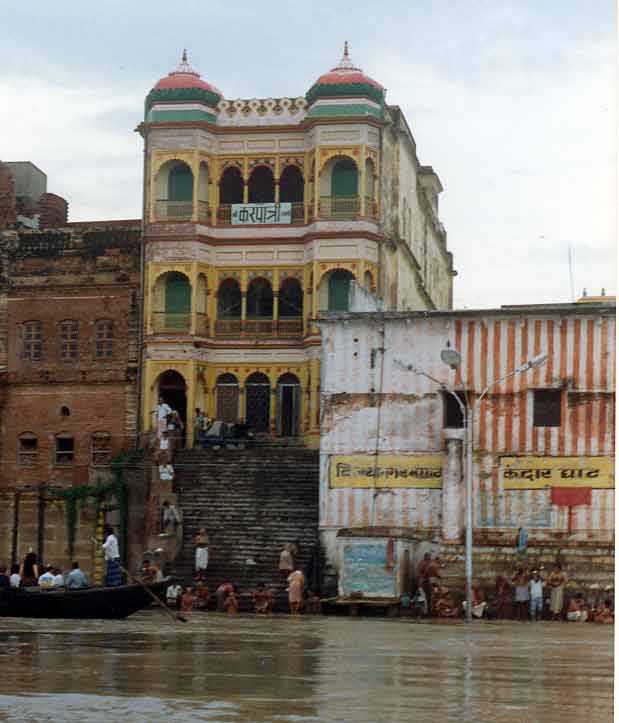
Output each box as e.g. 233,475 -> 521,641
306,43 -> 385,107
145,51 -> 223,118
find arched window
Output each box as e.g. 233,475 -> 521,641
247,278 -> 273,318
216,373 -> 239,423
279,278 -> 303,317
198,162 -> 210,222
248,166 -> 275,203
18,432 -> 38,466
217,279 -> 242,318
328,269 -> 355,312
279,166 -> 304,203
219,167 -> 243,205
94,319 -> 114,358
91,432 -> 112,466
59,320 -> 78,361
55,433 -> 74,466
165,273 -> 191,329
331,159 -> 358,198
168,163 -> 193,202
22,321 -> 42,361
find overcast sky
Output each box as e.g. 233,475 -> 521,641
1,0 -> 615,308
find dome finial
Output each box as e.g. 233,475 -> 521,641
333,41 -> 360,72
344,41 -> 349,59
182,48 -> 188,63
173,49 -> 199,77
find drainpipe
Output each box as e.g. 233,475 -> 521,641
370,320 -> 388,525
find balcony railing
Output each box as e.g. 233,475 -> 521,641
319,196 -> 360,219
155,200 -> 193,221
213,318 -> 304,338
277,318 -> 304,337
215,319 -> 242,336
152,312 -> 191,332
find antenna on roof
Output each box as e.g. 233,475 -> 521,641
567,245 -> 575,302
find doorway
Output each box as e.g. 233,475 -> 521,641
277,373 -> 301,437
158,370 -> 187,444
215,373 -> 239,423
245,372 -> 271,432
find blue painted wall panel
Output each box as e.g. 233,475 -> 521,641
341,542 -> 397,597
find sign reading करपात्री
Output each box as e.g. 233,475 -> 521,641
500,456 -> 614,489
329,454 -> 443,489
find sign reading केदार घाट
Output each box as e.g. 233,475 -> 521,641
329,454 -> 443,489
231,202 -> 292,225
500,456 -> 615,490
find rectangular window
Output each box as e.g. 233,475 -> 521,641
91,433 -> 112,466
60,321 -> 79,361
443,391 -> 469,428
23,321 -> 42,361
55,436 -> 74,466
533,390 -> 562,427
95,320 -> 114,358
18,434 -> 38,466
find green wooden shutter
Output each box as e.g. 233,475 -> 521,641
165,274 -> 191,313
328,272 -> 351,311
331,160 -> 358,197
168,165 -> 193,201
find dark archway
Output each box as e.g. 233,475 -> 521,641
217,279 -> 242,318
279,277 -> 303,317
245,372 -> 271,432
276,373 -> 301,437
279,166 -> 304,203
328,269 -> 355,311
158,370 -> 187,442
216,373 -> 239,423
248,166 -> 275,203
219,167 -> 244,204
246,278 -> 273,318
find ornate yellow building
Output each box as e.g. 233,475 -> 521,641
138,46 -> 455,446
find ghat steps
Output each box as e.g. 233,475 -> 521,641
171,446 -> 320,594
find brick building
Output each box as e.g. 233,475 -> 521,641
0,222 -> 141,574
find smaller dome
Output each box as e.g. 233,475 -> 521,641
145,51 -> 223,117
306,43 -> 385,106
153,50 -> 223,97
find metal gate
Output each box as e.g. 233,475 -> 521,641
277,381 -> 300,436
216,382 -> 239,423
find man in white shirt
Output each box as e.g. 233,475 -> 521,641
102,527 -> 123,586
38,566 -> 55,589
166,582 -> 182,609
9,565 -> 21,588
52,568 -> 64,587
156,397 -> 172,438
529,571 -> 544,621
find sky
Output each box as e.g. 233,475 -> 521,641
0,0 -> 616,308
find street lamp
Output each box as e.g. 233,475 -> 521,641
395,348 -> 547,623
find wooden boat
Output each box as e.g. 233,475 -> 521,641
0,580 -> 170,620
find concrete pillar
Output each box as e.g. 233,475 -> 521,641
442,429 -> 464,543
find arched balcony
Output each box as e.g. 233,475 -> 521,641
154,160 -> 194,220
217,166 -> 244,223
278,277 -> 304,337
245,277 -> 273,336
151,271 -> 192,332
319,156 -> 359,219
215,278 -> 242,336
279,165 -> 305,224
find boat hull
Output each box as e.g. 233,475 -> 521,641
0,581 -> 169,620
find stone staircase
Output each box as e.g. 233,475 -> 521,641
171,446 -> 320,596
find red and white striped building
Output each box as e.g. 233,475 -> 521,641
318,299 -> 615,580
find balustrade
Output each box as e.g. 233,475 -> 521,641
152,312 -> 191,332
155,200 -> 193,221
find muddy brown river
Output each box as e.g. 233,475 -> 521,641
0,613 -> 612,722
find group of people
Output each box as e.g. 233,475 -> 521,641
0,552 -> 89,591
155,397 -> 184,466
412,553 -> 614,623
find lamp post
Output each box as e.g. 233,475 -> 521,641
395,350 -> 547,623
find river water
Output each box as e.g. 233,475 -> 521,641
0,613 -> 612,722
